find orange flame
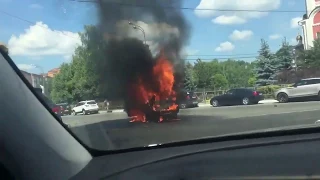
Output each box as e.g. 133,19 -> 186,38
128,53 -> 178,122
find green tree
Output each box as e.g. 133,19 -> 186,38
275,38 -> 292,70
301,38 -> 320,67
220,60 -> 253,88
255,39 -> 278,86
193,59 -> 215,89
51,25 -> 106,103
210,73 -> 228,89
184,62 -> 197,91
51,63 -> 74,103
248,77 -> 257,87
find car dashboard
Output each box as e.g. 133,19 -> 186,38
72,128 -> 320,180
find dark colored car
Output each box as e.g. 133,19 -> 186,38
176,91 -> 199,108
210,88 -> 264,107
56,103 -> 72,116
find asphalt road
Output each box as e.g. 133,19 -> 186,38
62,101 -> 320,150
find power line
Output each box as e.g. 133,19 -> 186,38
0,9 -> 79,40
69,0 -> 305,13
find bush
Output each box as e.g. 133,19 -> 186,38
256,84 -> 292,98
256,85 -> 281,96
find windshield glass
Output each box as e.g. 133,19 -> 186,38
87,101 -> 96,104
3,0 -> 320,151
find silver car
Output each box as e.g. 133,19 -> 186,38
274,78 -> 320,103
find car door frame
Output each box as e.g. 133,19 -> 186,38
74,102 -> 84,113
288,80 -> 309,97
232,89 -> 248,105
221,89 -> 236,105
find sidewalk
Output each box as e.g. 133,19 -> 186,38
259,99 -> 278,104
99,109 -> 124,113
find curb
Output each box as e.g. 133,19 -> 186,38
259,99 -> 278,104
198,103 -> 211,107
99,109 -> 125,113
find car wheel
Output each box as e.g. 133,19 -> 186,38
72,110 -> 76,116
242,97 -> 250,105
82,109 -> 87,115
277,93 -> 288,103
212,100 -> 219,107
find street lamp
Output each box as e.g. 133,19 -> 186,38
128,21 -> 146,45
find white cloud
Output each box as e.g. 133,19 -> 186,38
195,0 -> 281,25
291,17 -> 301,28
29,4 -> 43,9
17,64 -> 34,71
212,15 -> 246,25
269,34 -> 282,40
215,41 -> 235,52
229,30 -> 253,40
8,21 -> 81,57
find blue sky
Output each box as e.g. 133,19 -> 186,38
0,0 -> 305,74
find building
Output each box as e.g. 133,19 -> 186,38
299,0 -> 320,49
47,68 -> 60,78
21,70 -> 51,95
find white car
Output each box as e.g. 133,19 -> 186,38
72,100 -> 99,115
274,78 -> 320,103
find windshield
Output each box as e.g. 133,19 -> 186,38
3,0 -> 320,151
87,101 -> 96,105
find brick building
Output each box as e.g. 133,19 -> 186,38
47,68 -> 60,78
21,70 -> 51,95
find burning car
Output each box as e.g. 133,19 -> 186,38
129,94 -> 179,123
95,0 -> 189,124
125,52 -> 180,123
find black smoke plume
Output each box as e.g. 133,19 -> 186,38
95,0 -> 190,107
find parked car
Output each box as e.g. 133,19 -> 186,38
210,88 -> 264,107
176,90 -> 199,108
274,78 -> 320,103
56,103 -> 72,116
72,100 -> 99,115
